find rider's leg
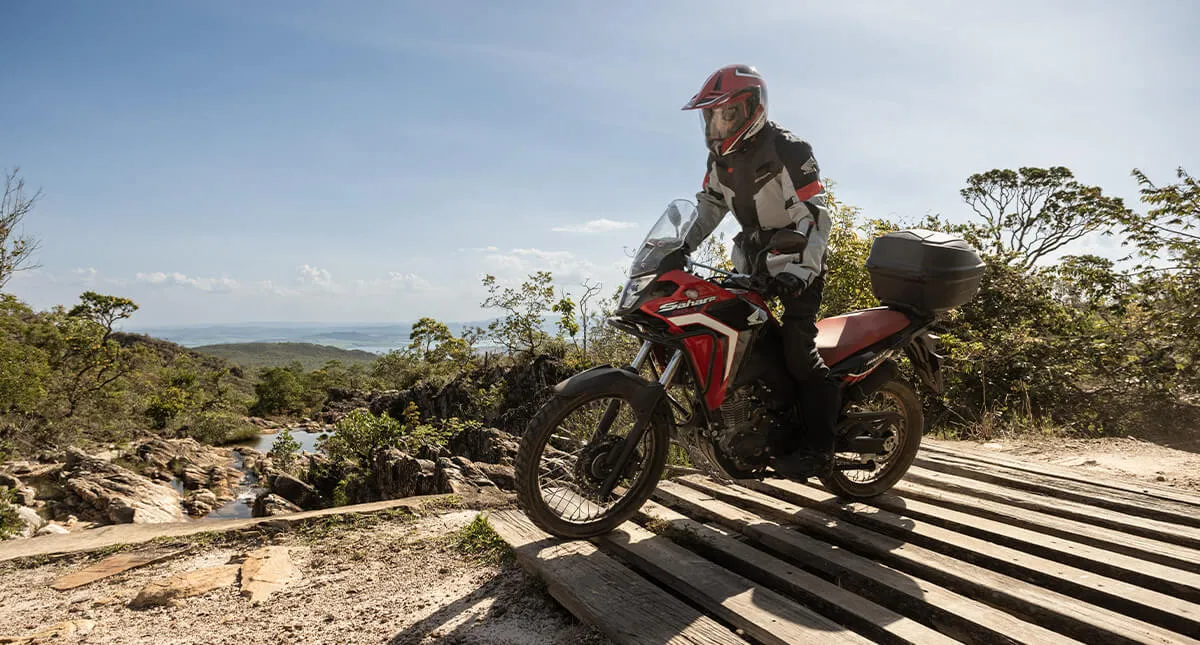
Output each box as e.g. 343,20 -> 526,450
773,274 -> 841,475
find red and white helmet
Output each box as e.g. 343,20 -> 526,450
682,64 -> 768,156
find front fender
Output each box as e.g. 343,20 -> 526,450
552,365 -> 666,417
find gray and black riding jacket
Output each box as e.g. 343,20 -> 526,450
685,121 -> 832,290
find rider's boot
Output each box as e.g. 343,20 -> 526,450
771,377 -> 841,478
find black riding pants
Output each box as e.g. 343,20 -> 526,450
778,274 -> 840,453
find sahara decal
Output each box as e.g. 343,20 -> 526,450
656,295 -> 718,313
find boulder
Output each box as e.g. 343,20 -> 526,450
271,474 -> 325,510
15,506 -> 45,538
182,489 -> 219,517
252,493 -> 301,518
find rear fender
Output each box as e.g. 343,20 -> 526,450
904,333 -> 944,394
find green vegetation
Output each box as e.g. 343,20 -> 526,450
0,487 -> 20,539
0,162 -> 1196,475
192,341 -> 379,371
452,512 -> 512,564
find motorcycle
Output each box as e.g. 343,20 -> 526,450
514,198 -> 984,539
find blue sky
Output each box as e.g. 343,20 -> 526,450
3,0 -> 1197,327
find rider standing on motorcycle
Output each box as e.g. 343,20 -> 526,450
681,63 -> 839,478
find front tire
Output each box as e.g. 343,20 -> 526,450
819,379 -> 923,499
515,389 -> 671,539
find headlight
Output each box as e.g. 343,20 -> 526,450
619,275 -> 656,310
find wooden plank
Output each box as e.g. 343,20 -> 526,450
488,510 -> 748,645
652,481 -> 1086,645
893,478 -> 1200,575
674,477 -> 1200,645
907,465 -> 1200,550
750,478 -> 1200,634
915,453 -> 1200,529
50,547 -> 192,591
873,480 -> 1200,596
921,443 -> 1200,508
596,518 -> 874,645
636,500 -> 964,645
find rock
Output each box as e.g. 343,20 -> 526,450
372,449 -> 443,500
475,462 -> 516,491
61,448 -> 184,524
51,547 -> 190,591
182,489 -> 219,517
0,472 -> 21,489
14,486 -> 37,505
0,619 -> 96,643
129,564 -> 240,609
252,493 -> 301,518
15,506 -> 45,538
35,523 -> 70,537
271,474 -> 325,510
446,427 -> 519,465
240,546 -> 294,603
437,457 -> 500,497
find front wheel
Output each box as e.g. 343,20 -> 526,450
819,378 -> 923,499
514,389 -> 671,539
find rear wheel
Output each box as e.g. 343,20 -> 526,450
515,389 -> 671,539
820,379 -> 923,499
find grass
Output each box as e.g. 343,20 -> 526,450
452,512 -> 512,565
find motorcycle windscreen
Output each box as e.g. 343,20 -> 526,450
629,199 -> 699,277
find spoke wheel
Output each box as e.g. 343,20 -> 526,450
819,379 -> 923,499
515,390 -> 670,539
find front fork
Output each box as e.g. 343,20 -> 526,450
595,341 -> 684,498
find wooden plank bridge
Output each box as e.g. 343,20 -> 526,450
490,442 -> 1200,645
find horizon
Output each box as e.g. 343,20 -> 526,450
4,1 -> 1197,326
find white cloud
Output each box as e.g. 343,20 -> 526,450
135,271 -> 240,292
551,218 -> 637,234
296,264 -> 334,287
484,247 -> 597,282
72,267 -> 98,282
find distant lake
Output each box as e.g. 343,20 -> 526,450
121,321 -> 504,354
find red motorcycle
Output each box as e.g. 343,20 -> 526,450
515,199 -> 984,539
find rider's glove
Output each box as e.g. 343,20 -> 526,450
763,272 -> 803,298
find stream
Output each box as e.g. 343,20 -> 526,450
190,429 -> 329,521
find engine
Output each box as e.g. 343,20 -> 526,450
712,387 -> 782,471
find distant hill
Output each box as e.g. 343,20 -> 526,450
192,342 -> 381,370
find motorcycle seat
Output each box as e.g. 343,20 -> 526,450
815,307 -> 911,367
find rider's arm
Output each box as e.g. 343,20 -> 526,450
685,159 -> 729,253
773,135 -> 833,288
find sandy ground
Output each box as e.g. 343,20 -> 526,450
925,435 -> 1200,495
0,509 -> 612,645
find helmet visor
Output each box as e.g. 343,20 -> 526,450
703,102 -> 749,142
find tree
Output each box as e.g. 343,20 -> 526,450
406,317 -> 456,362
480,271 -> 571,355
0,168 -> 42,290
49,292 -> 140,417
959,167 -> 1130,270
575,278 -> 603,356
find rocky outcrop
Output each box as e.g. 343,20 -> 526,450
318,353 -> 573,434
60,448 -> 184,524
